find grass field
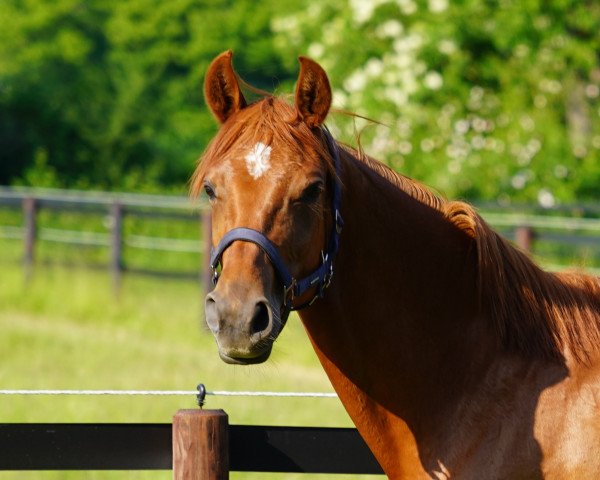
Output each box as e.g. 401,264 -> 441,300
2,200 -> 598,479
0,262 -> 383,479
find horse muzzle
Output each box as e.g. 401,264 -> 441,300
205,290 -> 279,365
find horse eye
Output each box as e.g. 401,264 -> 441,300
298,181 -> 324,204
204,183 -> 216,200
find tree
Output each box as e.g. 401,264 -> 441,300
1,0 -> 598,202
0,0 -> 296,190
272,0 -> 600,203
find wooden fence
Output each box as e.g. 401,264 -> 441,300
0,186 -> 213,289
1,187 -> 600,284
0,410 -> 384,477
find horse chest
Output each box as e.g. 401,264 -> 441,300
534,372 -> 600,478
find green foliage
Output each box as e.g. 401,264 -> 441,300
1,0 -> 599,203
0,0 -> 296,191
272,0 -> 600,203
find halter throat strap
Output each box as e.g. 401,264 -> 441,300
209,127 -> 344,314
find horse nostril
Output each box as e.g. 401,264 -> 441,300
205,296 -> 219,333
250,301 -> 271,336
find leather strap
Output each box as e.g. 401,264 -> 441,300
210,127 -> 343,315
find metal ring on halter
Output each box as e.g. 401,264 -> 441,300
283,278 -> 297,306
335,210 -> 343,234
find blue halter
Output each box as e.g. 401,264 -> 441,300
209,127 -> 344,316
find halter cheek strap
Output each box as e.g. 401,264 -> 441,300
209,127 -> 344,316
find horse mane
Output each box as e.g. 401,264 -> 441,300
192,95 -> 600,364
444,202 -> 600,364
341,142 -> 600,364
340,144 -> 445,211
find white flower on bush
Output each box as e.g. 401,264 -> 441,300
428,0 -> 448,13
384,87 -> 408,107
554,165 -> 568,179
350,0 -> 389,23
364,58 -> 384,77
376,20 -> 404,38
424,71 -> 443,90
308,42 -> 324,59
511,172 -> 528,190
438,39 -> 457,55
398,140 -> 413,154
344,70 -> 367,92
585,84 -> 599,99
397,0 -> 418,15
538,189 -> 556,208
421,138 -> 435,152
332,90 -> 348,109
454,119 -> 470,135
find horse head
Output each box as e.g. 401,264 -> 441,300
193,51 -> 341,365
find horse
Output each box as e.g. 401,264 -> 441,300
191,50 -> 600,479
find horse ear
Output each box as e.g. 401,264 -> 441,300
295,56 -> 332,128
204,50 -> 247,123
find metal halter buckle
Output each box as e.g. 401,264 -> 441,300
321,266 -> 334,293
319,251 -> 334,295
335,209 -> 343,234
212,265 -> 220,285
283,278 -> 297,305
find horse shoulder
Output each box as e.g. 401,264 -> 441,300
535,362 -> 600,478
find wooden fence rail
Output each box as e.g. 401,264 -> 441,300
0,187 -> 211,290
1,187 -> 600,283
0,410 -> 384,477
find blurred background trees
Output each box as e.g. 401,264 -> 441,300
1,0 -> 598,203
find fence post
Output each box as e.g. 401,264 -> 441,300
201,210 -> 212,293
515,225 -> 534,253
110,202 -> 124,293
172,409 -> 229,480
22,197 -> 37,281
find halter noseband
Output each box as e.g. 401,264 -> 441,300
209,127 -> 344,317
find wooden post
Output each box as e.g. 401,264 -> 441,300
22,197 -> 37,281
110,202 -> 123,294
201,210 -> 213,293
515,225 -> 534,253
172,409 -> 228,480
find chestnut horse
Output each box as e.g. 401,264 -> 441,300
192,51 -> 600,479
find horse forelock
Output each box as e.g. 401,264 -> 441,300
190,97 -> 334,197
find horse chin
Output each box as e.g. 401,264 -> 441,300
218,346 -> 273,365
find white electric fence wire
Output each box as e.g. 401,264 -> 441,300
0,389 -> 338,398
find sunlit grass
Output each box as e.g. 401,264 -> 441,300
0,263 -> 384,479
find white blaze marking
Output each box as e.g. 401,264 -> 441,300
245,142 -> 272,179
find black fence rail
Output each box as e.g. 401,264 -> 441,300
0,419 -> 384,476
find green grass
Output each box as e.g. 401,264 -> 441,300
2,202 -> 596,479
0,263 -> 382,479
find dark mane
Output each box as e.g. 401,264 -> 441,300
470,208 -> 600,363
339,143 -> 446,211
359,151 -> 600,363
192,95 -> 600,364
340,141 -> 600,365
333,144 -> 600,364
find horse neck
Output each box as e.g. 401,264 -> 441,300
300,148 -> 496,434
